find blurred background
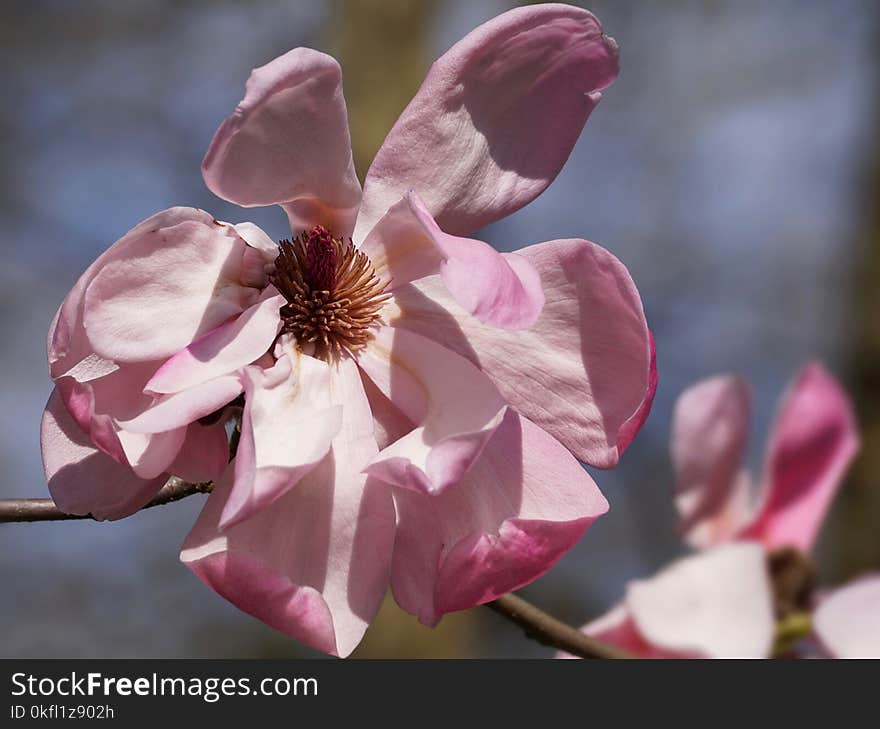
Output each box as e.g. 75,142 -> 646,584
1,0 -> 878,658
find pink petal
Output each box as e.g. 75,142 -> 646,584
49,207 -> 209,377
83,215 -> 264,363
388,238 -> 653,468
233,222 -> 279,261
671,374 -> 754,549
359,369 -> 415,450
41,389 -> 166,520
221,346 -> 342,529
617,331 -> 658,455
116,427 -> 187,480
354,5 -> 618,240
813,575 -> 880,658
119,374 -> 244,434
569,604 -> 696,659
625,542 -> 775,659
54,361 -> 159,464
50,209 -> 222,457
358,327 -> 506,495
361,192 -> 544,329
181,357 -> 394,657
146,293 -> 284,394
743,362 -> 859,552
202,48 -> 361,237
168,423 -> 229,483
390,411 -> 608,626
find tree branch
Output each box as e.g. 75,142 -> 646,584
0,481 -> 630,658
487,592 -> 633,659
0,478 -> 213,523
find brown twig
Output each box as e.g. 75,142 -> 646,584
0,480 -> 629,658
487,592 -> 633,659
0,478 -> 214,523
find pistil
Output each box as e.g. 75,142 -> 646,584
270,226 -> 391,361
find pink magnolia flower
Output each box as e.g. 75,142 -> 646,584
41,5 -> 656,656
565,363 -> 860,658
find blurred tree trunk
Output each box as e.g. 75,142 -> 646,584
326,0 -> 490,657
825,23 -> 880,580
328,0 -> 436,178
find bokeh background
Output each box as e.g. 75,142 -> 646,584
1,0 -> 878,658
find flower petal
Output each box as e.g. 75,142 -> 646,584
181,357 -> 394,657
41,389 -> 166,520
354,5 -> 618,240
146,293 -> 284,394
358,327 -> 506,495
626,542 -> 775,659
387,238 -> 653,468
54,360 -> 162,463
116,427 -> 188,480
234,221 -> 279,261
390,411 -> 608,626
617,331 -> 658,455
167,423 -> 229,484
49,207 -> 210,377
119,374 -> 244,434
83,215 -> 264,362
742,362 -> 859,552
361,192 -> 544,329
221,346 -> 342,529
50,209 -> 223,457
570,604 -> 697,659
671,374 -> 754,549
813,575 -> 880,658
203,48 -> 361,236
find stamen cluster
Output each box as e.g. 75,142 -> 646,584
271,226 -> 390,360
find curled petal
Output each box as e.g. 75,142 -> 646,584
54,360 -> 162,463
234,222 -> 279,261
119,374 -> 244,434
672,374 -> 754,549
222,348 -> 342,529
355,4 -> 619,239
361,192 -> 544,329
358,327 -> 506,495
625,542 -> 775,659
181,358 -> 394,657
388,238 -> 653,468
146,293 -> 284,394
390,411 -> 608,626
813,575 -> 880,658
743,362 -> 860,552
83,216 -> 263,363
116,427 -> 187,480
49,207 -> 210,377
203,48 -> 361,236
41,389 -> 166,520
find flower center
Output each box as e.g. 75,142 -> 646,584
270,225 -> 390,361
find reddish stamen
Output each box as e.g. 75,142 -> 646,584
304,225 -> 337,294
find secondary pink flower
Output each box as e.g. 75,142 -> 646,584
41,5 -> 655,656
671,362 -> 858,553
566,363 -> 859,659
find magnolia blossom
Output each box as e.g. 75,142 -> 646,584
564,363 -> 861,658
41,5 -> 656,656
